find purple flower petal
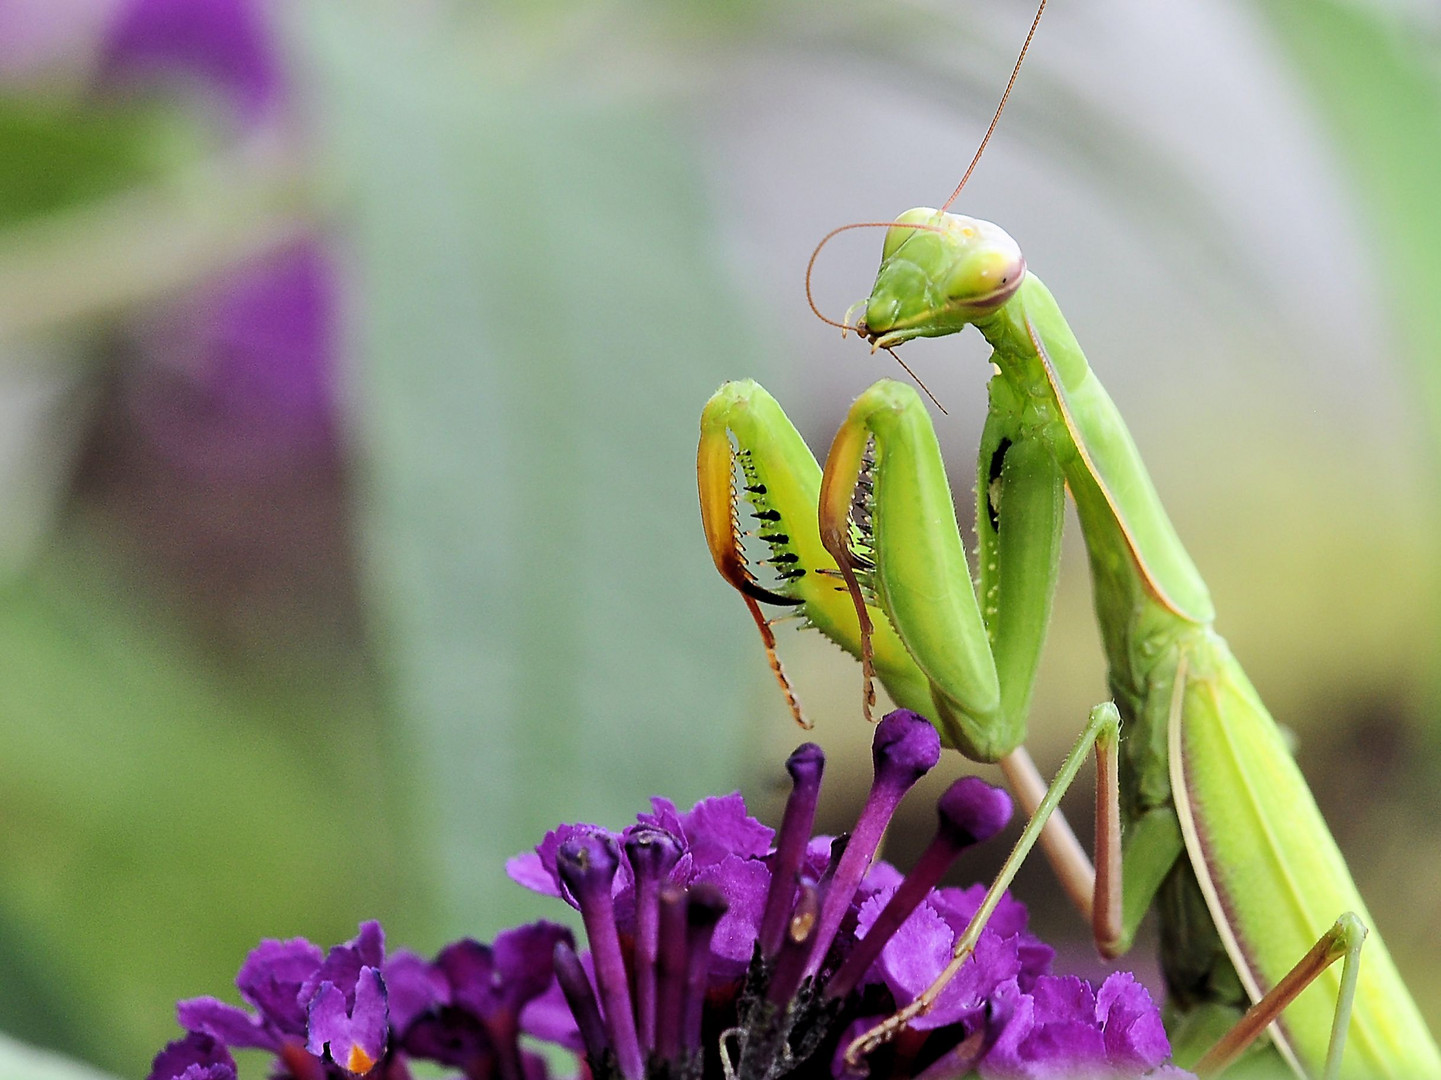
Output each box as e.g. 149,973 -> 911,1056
402,1008 -> 491,1070
977,979 -> 1035,1079
516,823 -> 619,905
506,851 -> 561,896
306,968 -> 388,1075
930,885 -> 1053,987
176,996 -> 275,1051
636,797 -> 686,839
859,891 -> 960,1014
803,834 -> 837,880
381,949 -> 448,1037
979,972 -> 1180,1078
1020,1018 -> 1107,1072
493,922 -> 573,1012
354,922 -> 385,968
520,968 -> 586,1052
148,1032 -> 237,1080
676,793 -> 774,866
299,921 -> 387,1010
1030,974 -> 1095,1024
234,936 -> 323,1036
432,939 -> 493,1019
872,894 -> 999,1031
859,858 -> 905,897
1096,972 -> 1171,1070
691,854 -> 771,974
420,924 -> 571,1026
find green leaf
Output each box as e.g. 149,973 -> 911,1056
293,5 -> 772,941
0,97 -> 174,227
1252,0 -> 1441,450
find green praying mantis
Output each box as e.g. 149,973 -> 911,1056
695,11 -> 1441,1079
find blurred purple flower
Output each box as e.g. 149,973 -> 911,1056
99,0 -> 281,123
0,0 -> 118,83
94,0 -> 342,477
81,0 -> 350,623
117,205 -> 339,488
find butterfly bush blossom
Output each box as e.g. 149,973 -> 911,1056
149,710 -> 1192,1080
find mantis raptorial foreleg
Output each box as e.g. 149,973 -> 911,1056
814,380 -> 1059,761
700,381 -> 1121,944
699,380 -> 1101,928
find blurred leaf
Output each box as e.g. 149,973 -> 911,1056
0,1033 -> 118,1080
0,539 -> 407,1073
294,5 -> 770,944
1253,0 -> 1441,450
0,98 -> 173,227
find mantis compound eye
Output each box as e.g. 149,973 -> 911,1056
942,228 -> 1025,309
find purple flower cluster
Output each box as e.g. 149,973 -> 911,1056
149,711 -> 1190,1080
151,919 -> 578,1080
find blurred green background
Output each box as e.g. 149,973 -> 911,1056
0,0 -> 1439,1076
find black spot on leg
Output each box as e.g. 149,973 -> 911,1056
986,437 -> 1012,534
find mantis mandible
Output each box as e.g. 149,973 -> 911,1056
696,7 -> 1441,1078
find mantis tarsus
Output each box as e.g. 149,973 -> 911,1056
695,18 -> 1441,1077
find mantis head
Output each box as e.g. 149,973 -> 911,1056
859,208 -> 1025,350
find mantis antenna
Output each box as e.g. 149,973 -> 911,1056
940,0 -> 1049,213
803,0 -> 1050,395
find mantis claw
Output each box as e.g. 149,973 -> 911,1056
844,997 -> 930,1069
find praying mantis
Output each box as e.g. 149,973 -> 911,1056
696,9 -> 1441,1079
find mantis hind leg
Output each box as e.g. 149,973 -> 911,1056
1191,913 -> 1366,1080
845,702 -> 1123,1067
